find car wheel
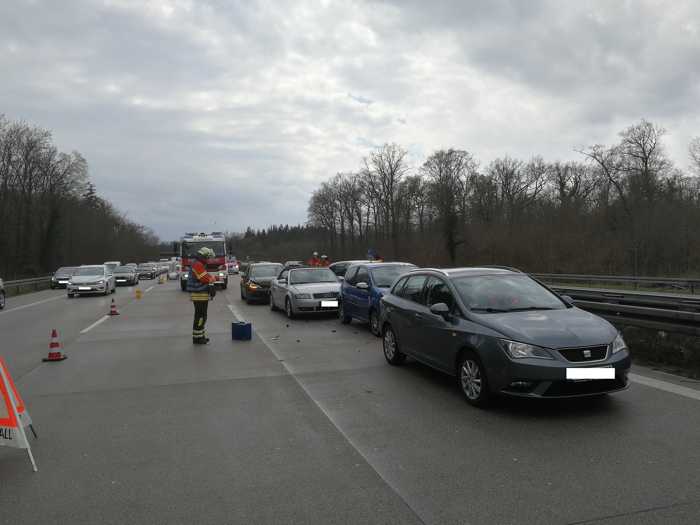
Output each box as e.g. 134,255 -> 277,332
382,325 -> 405,365
369,309 -> 381,337
67,293 -> 74,299
0,291 -> 5,309
285,298 -> 295,319
270,296 -> 278,311
457,351 -> 491,407
338,301 -> 351,324
180,281 -> 187,291
111,284 -> 116,294
240,287 -> 245,300
222,279 -> 228,290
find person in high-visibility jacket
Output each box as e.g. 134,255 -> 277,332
187,247 -> 216,345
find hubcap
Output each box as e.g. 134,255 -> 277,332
460,360 -> 482,400
384,330 -> 396,359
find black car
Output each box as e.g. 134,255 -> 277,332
137,264 -> 157,279
50,266 -> 78,289
240,263 -> 284,304
379,267 -> 631,406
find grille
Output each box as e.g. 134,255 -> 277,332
313,292 -> 339,299
544,377 -> 626,397
558,345 -> 608,363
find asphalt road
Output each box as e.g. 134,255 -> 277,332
1,276 -> 700,524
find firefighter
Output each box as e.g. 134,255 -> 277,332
308,251 -> 321,267
187,246 -> 216,345
320,254 -> 330,267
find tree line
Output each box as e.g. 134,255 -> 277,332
239,119 -> 700,276
0,115 -> 160,279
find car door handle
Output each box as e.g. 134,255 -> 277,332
414,313 -> 424,319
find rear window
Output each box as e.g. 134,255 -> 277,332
290,268 -> 337,284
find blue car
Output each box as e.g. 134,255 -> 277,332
339,262 -> 416,336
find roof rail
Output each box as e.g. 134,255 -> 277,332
478,265 -> 523,273
413,267 -> 449,275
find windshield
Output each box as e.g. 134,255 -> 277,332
182,241 -> 226,258
371,264 -> 416,287
74,266 -> 105,277
453,275 -> 565,312
290,268 -> 338,284
114,266 -> 133,272
55,267 -> 77,275
250,264 -> 283,278
138,264 -> 154,269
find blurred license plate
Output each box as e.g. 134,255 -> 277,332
78,286 -> 91,291
58,280 -> 68,284
116,279 -> 126,282
566,367 -> 614,381
321,300 -> 338,308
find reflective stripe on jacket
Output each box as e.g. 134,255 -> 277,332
187,260 -> 215,301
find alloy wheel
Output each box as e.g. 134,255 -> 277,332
460,359 -> 482,400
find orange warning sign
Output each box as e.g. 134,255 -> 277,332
0,357 -> 37,471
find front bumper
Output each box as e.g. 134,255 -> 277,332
139,273 -> 155,279
115,277 -> 136,285
293,297 -> 340,313
244,286 -> 270,300
51,279 -> 71,288
490,349 -> 632,398
68,283 -> 108,295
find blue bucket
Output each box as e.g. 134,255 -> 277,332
232,321 -> 252,341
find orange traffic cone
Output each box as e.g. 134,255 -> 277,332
108,298 -> 120,316
43,329 -> 68,362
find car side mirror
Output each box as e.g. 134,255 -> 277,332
356,282 -> 369,290
561,295 -> 575,307
429,302 -> 451,318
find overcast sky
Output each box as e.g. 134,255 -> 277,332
2,0 -> 699,240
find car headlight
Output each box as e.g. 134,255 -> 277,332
219,272 -> 225,277
294,293 -> 312,299
611,333 -> 627,354
500,340 -> 554,360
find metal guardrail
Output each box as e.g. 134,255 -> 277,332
3,276 -> 52,296
541,282 -> 700,336
533,273 -> 700,294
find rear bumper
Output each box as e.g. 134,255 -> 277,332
245,288 -> 270,300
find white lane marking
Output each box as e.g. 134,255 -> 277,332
145,286 -> 154,293
0,295 -> 63,314
226,301 -> 426,523
629,373 -> 700,401
80,315 -> 109,334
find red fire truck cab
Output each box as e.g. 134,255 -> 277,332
179,232 -> 229,291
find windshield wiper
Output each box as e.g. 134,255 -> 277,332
506,306 -> 557,312
469,307 -> 510,313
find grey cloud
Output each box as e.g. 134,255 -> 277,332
2,0 -> 698,240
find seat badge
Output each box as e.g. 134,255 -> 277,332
583,349 -> 592,358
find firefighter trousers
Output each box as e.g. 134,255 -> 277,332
192,299 -> 209,343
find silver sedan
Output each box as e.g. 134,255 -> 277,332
269,267 -> 341,319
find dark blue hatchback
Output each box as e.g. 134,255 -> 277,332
339,262 -> 416,335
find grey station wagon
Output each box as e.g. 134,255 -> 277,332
379,267 -> 631,406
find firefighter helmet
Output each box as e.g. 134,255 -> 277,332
197,247 -> 215,259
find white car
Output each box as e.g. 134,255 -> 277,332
67,265 -> 117,297
103,261 -> 122,273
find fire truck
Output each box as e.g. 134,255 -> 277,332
179,232 -> 229,291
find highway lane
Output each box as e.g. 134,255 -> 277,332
1,276 -> 699,524
0,284 -> 154,379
